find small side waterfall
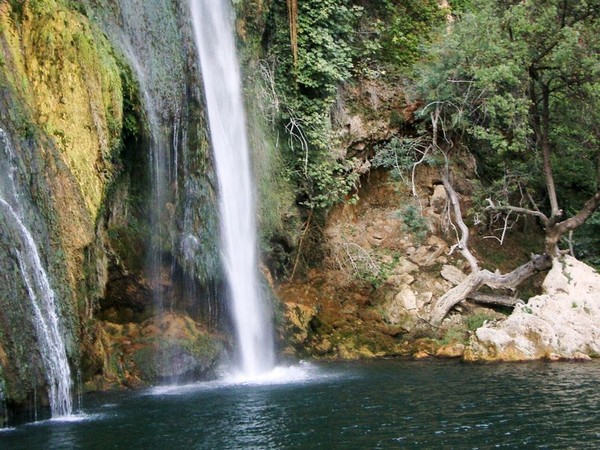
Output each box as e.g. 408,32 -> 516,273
190,0 -> 275,377
122,44 -> 170,313
0,129 -> 72,417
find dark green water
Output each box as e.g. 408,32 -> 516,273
2,359 -> 600,449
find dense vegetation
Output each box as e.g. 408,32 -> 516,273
262,0 -> 600,273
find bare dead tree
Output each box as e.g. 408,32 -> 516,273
429,173 -> 552,325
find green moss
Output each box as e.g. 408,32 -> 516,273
131,335 -> 222,382
438,325 -> 469,345
107,222 -> 148,273
465,313 -> 495,331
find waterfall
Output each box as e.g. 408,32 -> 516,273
0,129 -> 72,417
190,0 -> 275,376
122,44 -> 170,312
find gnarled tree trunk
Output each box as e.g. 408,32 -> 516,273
429,175 -> 552,326
430,254 -> 551,325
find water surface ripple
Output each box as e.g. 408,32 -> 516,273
3,359 -> 600,449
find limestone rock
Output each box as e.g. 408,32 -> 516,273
394,287 -> 418,310
283,302 -> 317,346
393,257 -> 419,275
417,291 -> 434,307
413,338 -> 437,357
409,235 -> 448,267
380,284 -> 425,326
338,344 -> 376,360
93,313 -> 224,387
386,272 -> 415,288
572,352 -> 592,361
465,256 -> 600,361
313,338 -> 333,356
429,184 -> 447,214
436,342 -> 466,358
441,265 -> 467,286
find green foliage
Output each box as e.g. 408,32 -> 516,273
372,137 -> 417,180
294,0 -> 362,97
417,0 -> 600,250
397,205 -> 429,243
448,0 -> 474,15
303,158 -> 360,209
372,135 -> 435,182
115,55 -> 143,149
262,0 -> 450,212
362,253 -> 401,290
378,0 -> 447,70
355,0 -> 447,76
574,211 -> 600,269
265,0 -> 363,209
8,0 -> 26,22
438,324 -> 468,345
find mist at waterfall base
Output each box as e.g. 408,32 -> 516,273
190,0 -> 275,378
3,359 -> 600,449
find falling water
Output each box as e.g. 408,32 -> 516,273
122,44 -> 170,312
190,0 -> 275,377
0,129 -> 72,417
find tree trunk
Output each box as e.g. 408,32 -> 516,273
431,138 -> 600,324
287,0 -> 298,68
545,190 -> 600,255
540,84 -> 561,219
468,293 -> 521,307
430,254 -> 551,325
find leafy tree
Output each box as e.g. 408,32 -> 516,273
413,0 -> 600,323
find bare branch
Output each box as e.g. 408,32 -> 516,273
546,189 -> 600,255
442,175 -> 479,272
284,107 -> 309,176
482,210 -> 517,245
485,198 -> 549,223
290,209 -> 313,281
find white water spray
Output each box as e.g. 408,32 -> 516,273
0,129 -> 72,417
190,0 -> 275,377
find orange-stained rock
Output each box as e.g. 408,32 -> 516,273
436,342 -> 465,358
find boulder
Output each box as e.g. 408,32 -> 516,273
429,184 -> 447,214
89,313 -> 224,389
436,342 -> 466,358
409,235 -> 448,267
465,256 -> 600,361
441,265 -> 467,286
380,285 -> 424,325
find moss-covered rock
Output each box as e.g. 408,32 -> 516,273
2,1 -> 124,216
0,0 -> 132,411
84,313 -> 224,390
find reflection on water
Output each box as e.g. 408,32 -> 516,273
2,359 -> 600,449
214,389 -> 286,449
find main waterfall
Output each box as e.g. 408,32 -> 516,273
190,0 -> 275,377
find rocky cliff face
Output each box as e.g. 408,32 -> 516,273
0,0 -> 225,417
275,78 -> 545,361
0,0 -> 126,411
276,76 -> 600,362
